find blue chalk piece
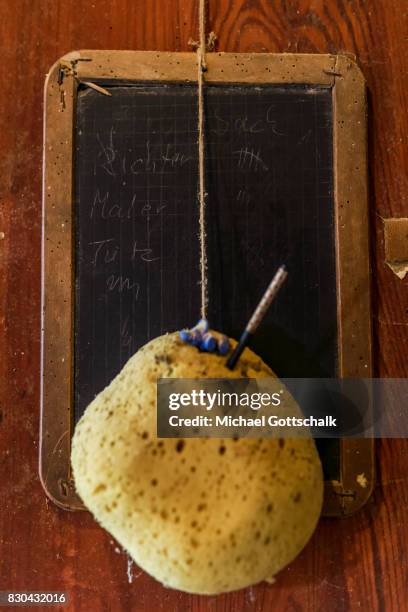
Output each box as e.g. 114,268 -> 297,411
202,333 -> 217,352
218,336 -> 230,356
191,329 -> 203,346
194,318 -> 209,334
179,329 -> 192,343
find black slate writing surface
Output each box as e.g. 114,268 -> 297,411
204,85 -> 337,479
74,81 -> 338,478
205,85 -> 336,376
74,84 -> 201,421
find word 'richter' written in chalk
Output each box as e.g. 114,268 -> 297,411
94,132 -> 193,177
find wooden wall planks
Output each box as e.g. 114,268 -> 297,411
0,0 -> 407,610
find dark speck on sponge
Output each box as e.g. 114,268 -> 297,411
155,354 -> 172,365
176,440 -> 185,453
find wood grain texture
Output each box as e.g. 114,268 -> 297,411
0,0 -> 407,610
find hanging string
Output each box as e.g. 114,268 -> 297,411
197,0 -> 208,319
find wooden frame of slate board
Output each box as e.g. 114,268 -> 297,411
40,50 -> 374,516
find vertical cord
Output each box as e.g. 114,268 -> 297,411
197,0 -> 208,319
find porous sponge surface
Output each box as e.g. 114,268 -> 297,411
71,332 -> 323,594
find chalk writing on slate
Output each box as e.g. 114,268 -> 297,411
74,83 -> 336,438
75,84 -> 201,421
